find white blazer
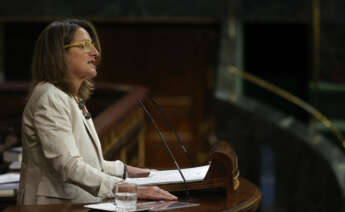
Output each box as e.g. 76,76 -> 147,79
17,82 -> 124,205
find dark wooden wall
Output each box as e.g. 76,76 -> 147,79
95,23 -> 219,168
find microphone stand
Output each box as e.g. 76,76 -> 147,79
145,93 -> 195,167
136,98 -> 190,200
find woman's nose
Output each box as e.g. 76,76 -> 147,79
90,46 -> 99,57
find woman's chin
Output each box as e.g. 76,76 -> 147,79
88,69 -> 97,78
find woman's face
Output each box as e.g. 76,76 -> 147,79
65,27 -> 99,84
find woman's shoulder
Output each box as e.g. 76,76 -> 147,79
35,82 -> 68,97
30,82 -> 72,106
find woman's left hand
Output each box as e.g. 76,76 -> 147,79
137,186 -> 177,200
127,165 -> 151,178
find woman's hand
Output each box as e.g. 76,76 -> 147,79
124,166 -> 177,200
137,186 -> 177,200
127,165 -> 151,178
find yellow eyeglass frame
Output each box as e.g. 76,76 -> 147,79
64,40 -> 95,53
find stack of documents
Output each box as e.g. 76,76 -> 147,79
0,173 -> 20,197
125,165 -> 210,185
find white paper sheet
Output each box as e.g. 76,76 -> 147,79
125,164 -> 209,185
84,203 -> 117,211
85,201 -> 164,211
0,173 -> 20,184
84,201 -> 199,211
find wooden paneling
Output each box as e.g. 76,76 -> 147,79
95,23 -> 219,168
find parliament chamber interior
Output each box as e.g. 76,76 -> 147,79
0,1 -> 344,212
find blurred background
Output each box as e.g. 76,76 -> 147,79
0,0 -> 345,211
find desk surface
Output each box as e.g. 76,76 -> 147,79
4,178 -> 261,212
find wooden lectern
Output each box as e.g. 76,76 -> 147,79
159,141 -> 261,210
3,141 -> 262,212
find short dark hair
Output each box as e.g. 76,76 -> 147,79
30,19 -> 101,100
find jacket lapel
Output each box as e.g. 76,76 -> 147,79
80,110 -> 104,165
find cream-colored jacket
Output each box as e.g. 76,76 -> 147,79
17,82 -> 124,205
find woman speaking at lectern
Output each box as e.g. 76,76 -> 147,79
17,19 -> 177,205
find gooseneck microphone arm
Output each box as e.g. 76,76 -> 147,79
145,93 -> 195,167
136,98 -> 190,198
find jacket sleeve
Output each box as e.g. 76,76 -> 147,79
33,89 -> 122,198
103,160 -> 126,178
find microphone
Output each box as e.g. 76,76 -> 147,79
136,98 -> 190,199
145,93 -> 195,167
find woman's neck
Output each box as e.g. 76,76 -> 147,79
71,79 -> 83,96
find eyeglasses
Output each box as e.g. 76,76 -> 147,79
64,40 -> 95,53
